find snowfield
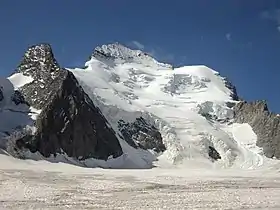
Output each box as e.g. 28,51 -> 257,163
1,154 -> 280,209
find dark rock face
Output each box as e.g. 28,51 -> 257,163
10,43 -> 123,160
118,117 -> 166,153
234,100 -> 280,159
15,43 -> 61,109
93,43 -> 134,60
11,90 -> 29,106
92,47 -> 112,60
208,146 -> 221,161
224,78 -> 239,101
0,87 -> 3,102
213,72 -> 239,101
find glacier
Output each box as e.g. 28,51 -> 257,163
67,43 -> 278,170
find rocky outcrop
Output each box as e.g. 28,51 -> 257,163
208,146 -> 221,161
224,77 -> 239,101
11,90 -> 29,106
93,43 -> 143,61
118,117 -> 166,153
0,87 -> 3,102
91,43 -> 173,69
212,72 -> 239,101
15,43 -> 62,109
9,44 -> 123,160
234,100 -> 280,158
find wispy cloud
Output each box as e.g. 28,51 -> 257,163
226,33 -> 232,41
131,41 -> 144,50
260,9 -> 280,32
147,47 -> 175,63
61,46 -> 66,54
129,40 -> 176,64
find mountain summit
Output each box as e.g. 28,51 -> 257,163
91,42 -> 173,69
93,42 -> 147,59
0,42 -> 279,169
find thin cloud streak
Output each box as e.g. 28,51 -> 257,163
131,41 -> 144,50
261,9 -> 280,32
226,33 -> 231,41
130,40 -> 175,64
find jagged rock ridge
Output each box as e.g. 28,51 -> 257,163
0,87 -> 3,102
93,43 -> 149,60
15,43 -> 62,109
91,43 -> 173,69
234,100 -> 280,159
9,44 -> 123,160
224,77 -> 239,101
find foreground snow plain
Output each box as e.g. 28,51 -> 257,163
1,153 -> 280,210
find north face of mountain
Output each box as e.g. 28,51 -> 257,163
7,44 -> 123,161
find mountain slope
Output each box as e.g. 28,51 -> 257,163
1,42 -> 279,170
1,44 -> 128,167
70,43 -> 276,169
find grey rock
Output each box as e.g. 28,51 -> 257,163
5,128 -> 32,159
11,90 -> 29,106
234,100 -> 280,158
92,43 -> 155,64
0,87 -> 3,102
208,146 -> 221,161
118,117 -> 166,153
224,77 -> 239,101
93,43 -> 136,60
213,72 -> 239,101
225,101 -> 237,109
10,43 -> 123,160
14,43 -> 61,109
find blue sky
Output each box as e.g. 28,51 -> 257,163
1,0 -> 280,111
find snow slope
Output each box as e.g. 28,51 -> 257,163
69,43 -> 277,170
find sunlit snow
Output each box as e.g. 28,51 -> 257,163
69,48 -> 276,170
0,153 -> 280,209
8,72 -> 34,89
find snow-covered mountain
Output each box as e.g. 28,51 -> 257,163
0,43 -> 279,170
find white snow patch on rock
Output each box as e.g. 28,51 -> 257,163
8,73 -> 34,89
